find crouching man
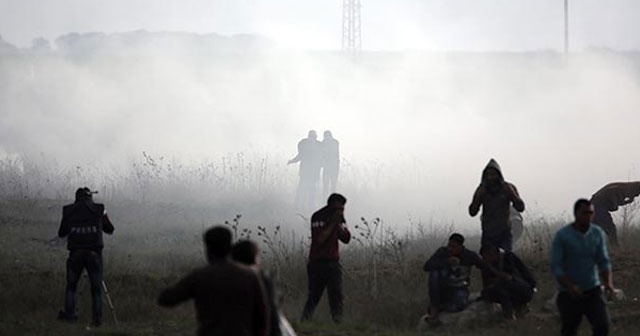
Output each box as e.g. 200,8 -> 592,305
423,233 -> 484,326
480,244 -> 536,320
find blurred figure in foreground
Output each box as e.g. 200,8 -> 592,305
232,240 -> 297,336
422,233 -> 484,326
469,159 -> 525,252
158,226 -> 269,336
551,199 -> 616,336
321,130 -> 340,198
301,193 -> 351,323
590,181 -> 640,246
57,187 -> 115,327
480,244 -> 536,321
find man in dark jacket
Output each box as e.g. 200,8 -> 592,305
301,193 -> 351,323
480,244 -> 536,320
423,233 -> 484,325
57,187 -> 115,326
158,226 -> 269,336
469,159 -> 525,251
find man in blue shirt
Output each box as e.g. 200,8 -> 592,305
550,199 -> 617,336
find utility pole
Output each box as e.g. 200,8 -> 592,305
342,0 -> 362,55
564,0 -> 569,54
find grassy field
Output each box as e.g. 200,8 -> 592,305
2,198 -> 640,336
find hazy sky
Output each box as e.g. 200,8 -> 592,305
1,0 -> 640,51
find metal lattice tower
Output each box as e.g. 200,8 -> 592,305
342,0 -> 362,54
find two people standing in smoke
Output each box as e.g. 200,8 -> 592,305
289,130 -> 340,211
469,159 -> 525,252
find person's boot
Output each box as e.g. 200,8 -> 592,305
57,310 -> 77,323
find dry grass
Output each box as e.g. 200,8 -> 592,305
2,197 -> 640,335
2,156 -> 640,335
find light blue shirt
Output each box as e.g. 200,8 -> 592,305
550,223 -> 611,291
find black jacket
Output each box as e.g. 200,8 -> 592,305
482,251 -> 536,289
58,200 -> 114,252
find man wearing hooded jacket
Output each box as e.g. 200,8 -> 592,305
57,187 -> 115,326
469,159 -> 525,252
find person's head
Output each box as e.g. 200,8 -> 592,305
231,240 -> 259,266
484,167 -> 500,184
480,244 -> 501,264
308,130 -> 317,140
323,130 -> 333,140
327,193 -> 347,215
573,198 -> 594,228
75,187 -> 93,202
204,226 -> 233,262
482,159 -> 504,190
447,233 -> 465,257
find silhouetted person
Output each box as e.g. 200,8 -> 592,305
480,244 -> 536,321
57,187 -> 115,327
288,130 -> 322,211
551,199 -> 616,336
422,233 -> 484,326
158,226 -> 269,336
321,130 -> 340,198
231,240 -> 282,336
469,159 -> 525,251
301,193 -> 351,323
590,181 -> 640,246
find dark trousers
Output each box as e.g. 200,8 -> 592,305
63,249 -> 103,323
557,287 -> 610,336
428,270 -> 469,313
481,230 -> 513,252
301,260 -> 343,322
482,278 -> 534,317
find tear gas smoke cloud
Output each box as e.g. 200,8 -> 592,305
1,32 -> 640,227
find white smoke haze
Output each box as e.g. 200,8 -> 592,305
1,31 -> 640,231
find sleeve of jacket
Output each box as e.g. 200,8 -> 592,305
338,222 -> 351,244
469,250 -> 486,269
508,183 -> 525,212
423,248 -> 449,272
595,229 -> 612,272
101,210 -> 115,235
469,185 -> 483,216
58,207 -> 70,238
157,273 -> 194,307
